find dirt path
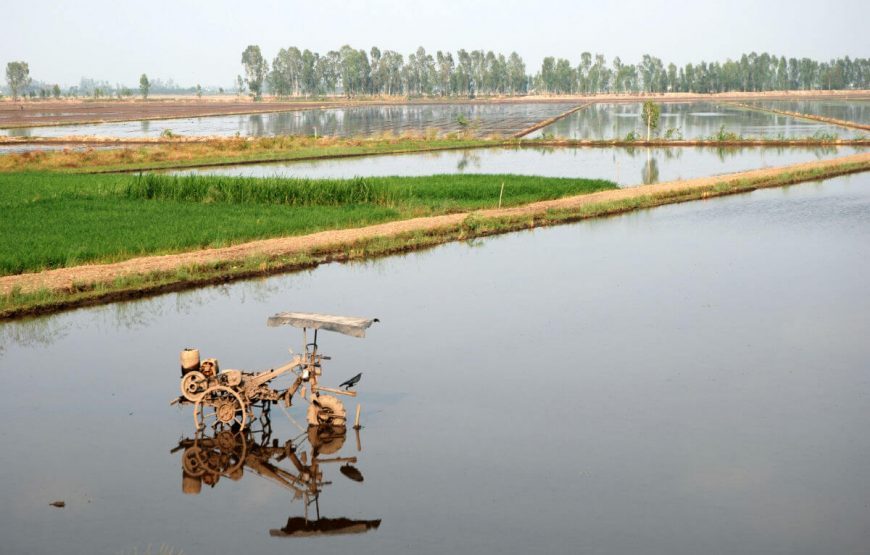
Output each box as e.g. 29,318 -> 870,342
3,152 -> 868,297
512,104 -> 589,137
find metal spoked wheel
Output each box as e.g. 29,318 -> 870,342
182,446 -> 206,477
194,386 -> 248,431
181,371 -> 209,402
195,430 -> 248,478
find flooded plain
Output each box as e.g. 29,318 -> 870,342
2,172 -> 869,554
528,102 -> 859,140
1,103 -> 577,139
174,145 -> 865,186
745,99 -> 870,126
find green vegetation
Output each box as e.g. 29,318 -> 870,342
239,44 -> 870,97
241,45 -> 268,100
5,61 -> 31,100
4,157 -> 868,321
0,172 -> 615,275
139,73 -> 150,99
713,125 -> 742,142
641,101 -> 661,141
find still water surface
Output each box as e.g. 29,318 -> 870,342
175,145 -> 865,187
530,102 -> 858,140
745,99 -> 870,126
2,103 -> 576,139
1,173 -> 869,554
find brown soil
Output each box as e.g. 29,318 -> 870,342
2,152 -> 868,297
512,104 -> 590,137
3,90 -> 869,129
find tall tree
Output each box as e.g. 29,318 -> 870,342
506,52 -> 526,95
640,100 -> 661,141
139,73 -> 150,99
6,61 -> 31,100
241,45 -> 268,100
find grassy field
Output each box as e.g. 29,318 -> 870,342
0,172 -> 616,275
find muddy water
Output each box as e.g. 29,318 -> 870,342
529,102 -> 860,140
174,145 -> 865,187
1,103 -> 577,139
1,173 -> 869,554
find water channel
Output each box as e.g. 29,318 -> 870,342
174,145 -> 866,187
2,172 -> 868,554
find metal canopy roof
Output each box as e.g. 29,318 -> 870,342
266,312 -> 378,338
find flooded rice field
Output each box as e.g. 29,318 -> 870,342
2,172 -> 869,554
0,143 -> 120,154
744,99 -> 870,126
175,145 -> 866,186
1,103 -> 577,139
528,102 -> 859,140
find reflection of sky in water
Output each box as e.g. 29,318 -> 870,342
175,145 -> 865,187
0,102 -> 578,139
1,173 -> 870,553
746,99 -> 870,125
530,102 -> 861,140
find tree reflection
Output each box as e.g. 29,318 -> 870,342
641,152 -> 660,184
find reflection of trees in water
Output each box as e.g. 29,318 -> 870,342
544,102 -> 795,140
753,100 -> 870,126
708,145 -> 839,163
456,151 -> 482,171
247,114 -> 265,136
253,104 -> 576,138
141,120 -> 151,133
7,127 -> 33,137
641,153 -> 659,184
0,316 -> 72,356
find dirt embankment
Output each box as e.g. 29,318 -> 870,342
2,152 -> 868,299
3,90 -> 869,129
733,103 -> 870,132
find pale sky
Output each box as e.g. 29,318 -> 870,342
4,0 -> 869,88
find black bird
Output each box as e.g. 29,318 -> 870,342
339,372 -> 362,390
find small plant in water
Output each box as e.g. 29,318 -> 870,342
624,130 -> 639,142
811,130 -> 839,142
456,114 -> 470,127
663,127 -> 683,140
714,125 -> 740,142
160,129 -> 176,139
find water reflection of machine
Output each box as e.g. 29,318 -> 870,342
171,416 -> 381,537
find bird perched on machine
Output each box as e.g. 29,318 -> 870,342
339,373 -> 362,390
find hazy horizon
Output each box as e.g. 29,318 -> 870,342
4,0 -> 869,88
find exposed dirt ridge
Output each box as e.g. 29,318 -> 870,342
733,102 -> 870,132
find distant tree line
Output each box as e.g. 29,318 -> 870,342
537,52 -> 870,94
239,46 -> 870,99
242,45 -> 529,99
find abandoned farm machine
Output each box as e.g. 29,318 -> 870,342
174,312 -> 378,431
